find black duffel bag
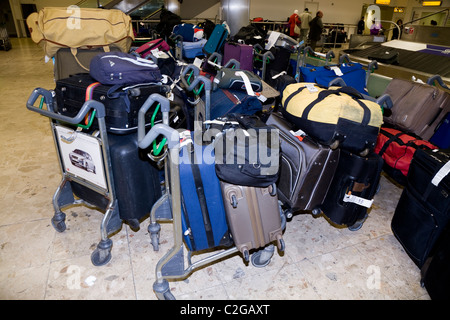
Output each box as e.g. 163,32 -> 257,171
204,113 -> 280,187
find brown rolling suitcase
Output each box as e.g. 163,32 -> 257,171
220,182 -> 285,262
266,112 -> 340,216
383,78 -> 450,140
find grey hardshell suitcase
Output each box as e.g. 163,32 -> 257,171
266,112 -> 340,216
220,182 -> 285,264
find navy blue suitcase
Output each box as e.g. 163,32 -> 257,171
179,138 -> 232,251
430,112 -> 450,149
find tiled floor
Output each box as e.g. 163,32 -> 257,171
0,38 -> 430,300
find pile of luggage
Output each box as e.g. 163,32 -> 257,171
25,7 -> 449,300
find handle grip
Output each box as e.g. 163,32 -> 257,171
27,87 -> 106,123
138,123 -> 180,150
138,93 -> 171,143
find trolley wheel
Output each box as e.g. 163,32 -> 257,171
153,279 -> 176,300
91,239 -> 112,266
251,245 -> 275,268
51,211 -> 66,233
148,223 -> 161,252
348,213 -> 368,232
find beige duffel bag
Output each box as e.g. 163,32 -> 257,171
26,7 -> 134,58
281,82 -> 383,154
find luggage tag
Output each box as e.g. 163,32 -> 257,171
343,192 -> 374,208
330,66 -> 344,76
289,129 -> 306,142
305,83 -> 319,93
431,160 -> 450,187
179,130 -> 193,148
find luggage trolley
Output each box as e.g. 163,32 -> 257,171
26,88 -> 121,266
138,93 -> 282,300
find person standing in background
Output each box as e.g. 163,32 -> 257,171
288,9 -> 301,39
299,8 -> 312,44
308,10 -> 324,51
357,17 -> 365,34
392,19 -> 403,40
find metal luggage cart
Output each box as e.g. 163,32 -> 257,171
138,93 -> 281,300
26,88 -> 121,266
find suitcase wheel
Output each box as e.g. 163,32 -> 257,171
251,244 -> 275,268
347,213 -> 368,232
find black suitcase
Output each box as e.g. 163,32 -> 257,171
319,150 -> 383,229
68,132 -> 162,230
54,74 -> 185,134
391,148 -> 450,268
421,226 -> 450,300
368,46 -> 399,64
266,112 -> 340,215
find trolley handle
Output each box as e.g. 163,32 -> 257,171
138,123 -> 180,150
137,93 -> 171,143
26,87 -> 106,123
376,94 -> 393,110
427,75 -> 450,89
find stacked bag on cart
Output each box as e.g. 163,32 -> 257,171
279,82 -> 385,228
375,77 -> 450,184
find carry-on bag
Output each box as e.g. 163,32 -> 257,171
220,182 -> 285,261
203,23 -> 229,55
374,127 -> 437,185
383,78 -> 450,140
179,137 -> 233,252
223,42 -> 254,71
319,150 -> 383,229
299,63 -> 368,94
89,52 -> 162,85
208,88 -> 263,120
53,46 -> 121,80
134,38 -> 171,59
207,113 -> 280,188
281,83 -> 384,155
26,7 -> 134,58
391,148 -> 450,268
54,74 -> 184,134
421,225 -> 450,300
172,23 -> 204,42
182,38 -> 207,59
266,112 -> 340,214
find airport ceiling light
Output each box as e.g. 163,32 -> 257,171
375,0 -> 390,5
422,1 -> 442,6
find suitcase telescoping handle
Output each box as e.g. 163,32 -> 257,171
137,93 -> 172,143
26,87 -> 106,123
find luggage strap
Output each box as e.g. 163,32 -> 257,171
378,128 -> 435,157
189,150 -> 215,248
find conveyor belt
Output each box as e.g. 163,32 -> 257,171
345,40 -> 450,79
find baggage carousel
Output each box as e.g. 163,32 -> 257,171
341,40 -> 450,85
